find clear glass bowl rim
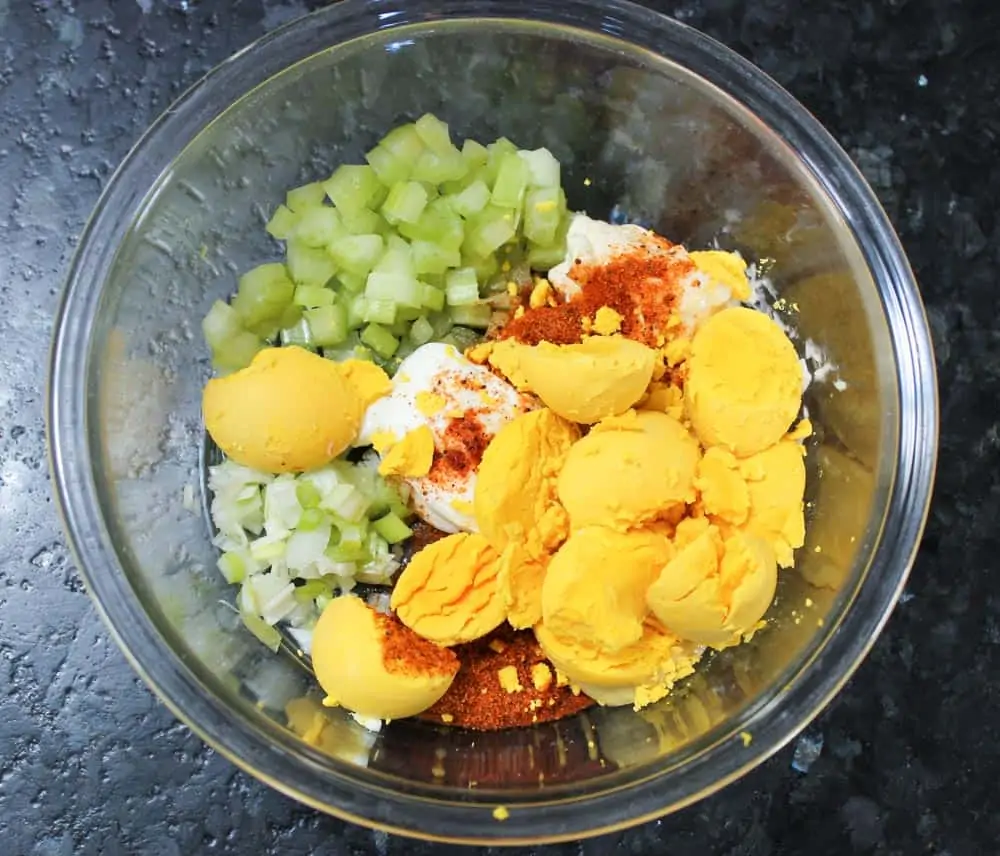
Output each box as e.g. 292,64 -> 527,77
47,0 -> 938,844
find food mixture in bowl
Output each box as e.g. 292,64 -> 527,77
201,115 -> 810,733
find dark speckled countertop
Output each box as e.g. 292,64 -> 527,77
1,0 -> 997,853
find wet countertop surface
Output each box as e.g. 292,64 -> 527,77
1,0 -> 997,853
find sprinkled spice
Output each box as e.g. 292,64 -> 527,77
429,412 -> 490,486
374,611 -> 459,679
501,242 -> 697,347
419,624 -> 593,730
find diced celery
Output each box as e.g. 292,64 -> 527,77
336,270 -> 367,294
518,147 -> 561,188
395,305 -> 423,324
347,293 -> 369,329
420,181 -> 441,202
286,181 -> 327,212
293,284 -> 336,308
296,481 -> 322,509
285,241 -> 338,286
464,214 -> 516,259
445,267 -> 480,306
381,123 -> 426,161
527,240 -> 569,269
411,147 -> 468,185
365,144 -> 411,186
485,137 -> 519,185
420,283 -> 446,312
429,310 -> 454,339
524,186 -> 562,245
280,319 -> 314,349
232,263 -> 295,328
415,113 -> 453,154
293,206 -> 343,248
217,552 -> 246,584
364,298 -> 397,326
449,303 -> 493,328
372,511 -> 413,544
265,204 -> 299,240
447,179 -> 490,218
340,207 -> 387,236
409,315 -> 434,346
297,508 -> 327,531
305,304 -> 349,346
241,609 -> 282,652
210,331 -> 263,373
397,199 -> 464,248
328,233 -> 384,276
464,250 -> 499,284
293,578 -> 334,605
411,239 -> 461,275
381,181 -> 428,225
441,325 -> 484,351
365,271 -> 423,308
490,151 -> 529,209
360,323 -> 400,358
372,240 -> 415,277
322,164 -> 382,214
202,300 -> 244,350
461,138 -> 489,169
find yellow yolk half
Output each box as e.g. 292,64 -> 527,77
738,439 -> 807,567
311,595 -> 458,721
646,526 -> 778,649
202,346 -> 362,473
487,336 -> 657,424
337,359 -> 392,409
541,526 -> 674,654
390,532 -> 506,645
557,410 -> 701,531
684,307 -> 802,457
688,250 -> 752,301
474,408 -> 578,558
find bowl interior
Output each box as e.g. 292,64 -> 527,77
79,14 -> 898,833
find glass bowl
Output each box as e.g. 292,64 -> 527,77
48,0 -> 937,844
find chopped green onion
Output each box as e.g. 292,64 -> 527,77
360,322 -> 400,358
372,512 -> 413,544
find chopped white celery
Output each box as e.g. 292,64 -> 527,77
518,148 -> 561,188
365,271 -> 423,309
264,475 -> 302,537
285,521 -> 333,578
249,533 -> 287,564
293,284 -> 336,308
305,304 -> 349,347
445,267 -> 480,306
409,315 -> 434,346
448,180 -> 491,218
285,241 -> 337,287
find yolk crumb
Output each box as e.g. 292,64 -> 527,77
498,666 -> 523,693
